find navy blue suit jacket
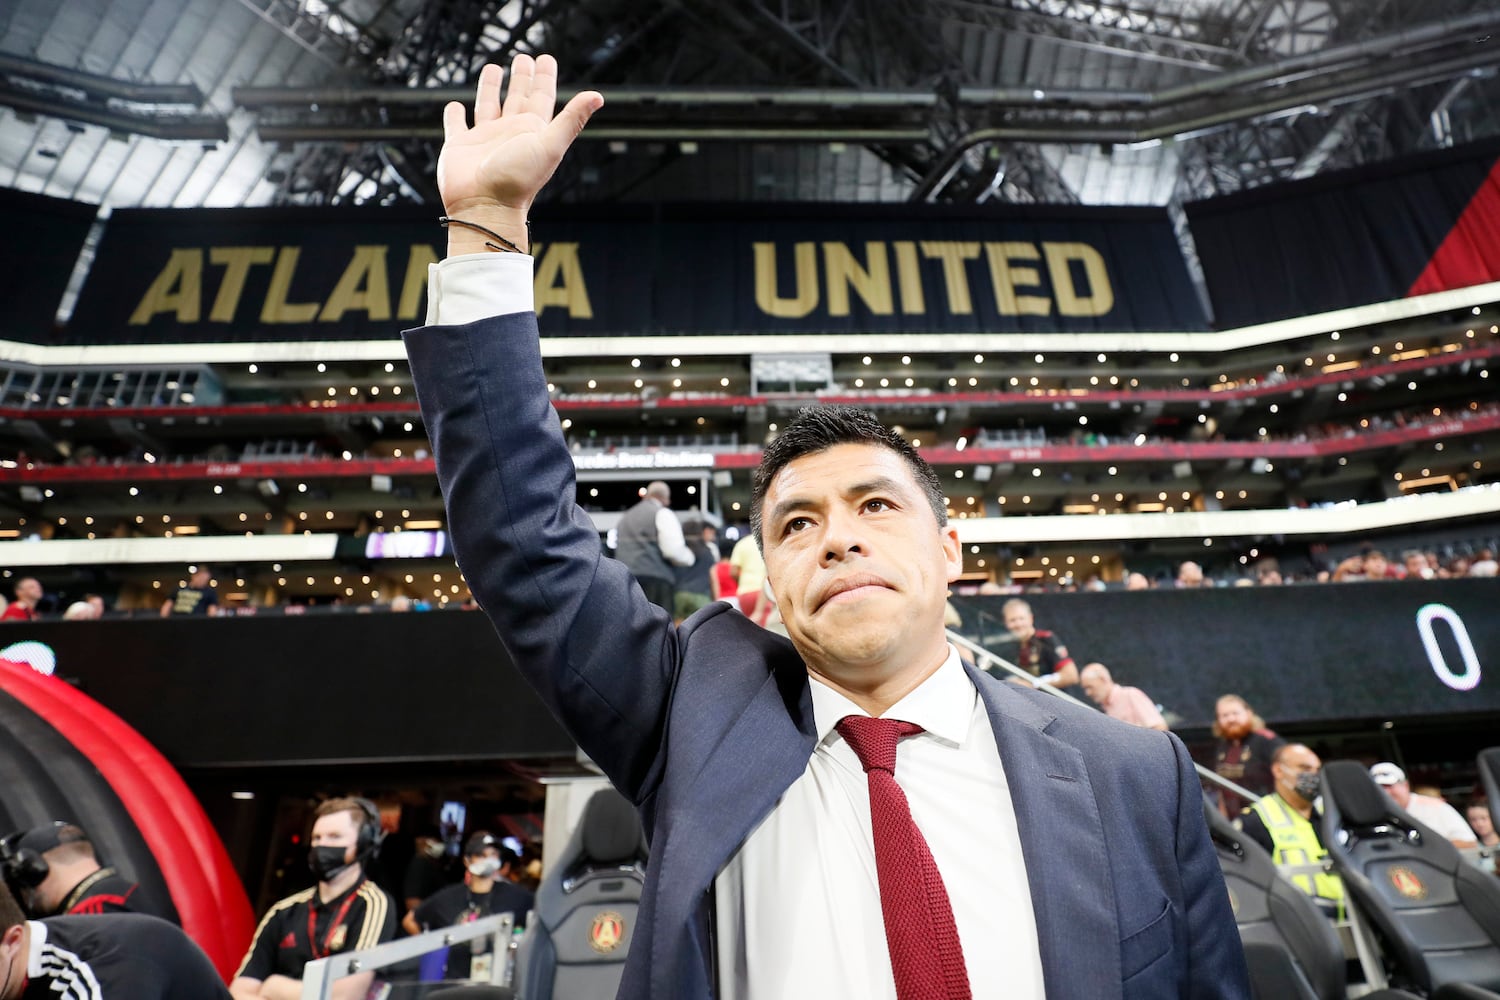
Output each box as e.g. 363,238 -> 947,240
405,312 -> 1250,1000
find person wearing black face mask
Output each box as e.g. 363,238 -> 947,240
0,880 -> 229,999
402,832 -> 533,981
1236,744 -> 1345,919
229,798 -> 397,1000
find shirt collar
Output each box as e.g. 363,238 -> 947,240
25,920 -> 46,978
809,644 -> 976,748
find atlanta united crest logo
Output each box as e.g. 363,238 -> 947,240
589,911 -> 625,953
1388,866 -> 1427,900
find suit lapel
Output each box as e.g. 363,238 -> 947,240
967,666 -> 1123,1000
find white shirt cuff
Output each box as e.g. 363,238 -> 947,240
424,252 -> 534,327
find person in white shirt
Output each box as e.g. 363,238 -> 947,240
614,480 -> 695,612
1370,762 -> 1478,848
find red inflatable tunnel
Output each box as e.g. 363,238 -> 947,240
0,657 -> 254,980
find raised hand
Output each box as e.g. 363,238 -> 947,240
437,54 -> 603,255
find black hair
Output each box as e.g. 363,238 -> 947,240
749,405 -> 945,547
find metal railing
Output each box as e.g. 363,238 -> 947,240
944,628 -> 1262,806
300,912 -> 515,1000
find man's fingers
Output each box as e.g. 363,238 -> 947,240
441,101 -> 468,141
546,90 -> 604,153
502,52 -> 535,119
474,63 -> 504,123
528,54 -> 560,121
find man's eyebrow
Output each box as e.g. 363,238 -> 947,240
845,476 -> 908,500
766,494 -> 818,530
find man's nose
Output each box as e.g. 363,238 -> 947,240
819,507 -> 866,563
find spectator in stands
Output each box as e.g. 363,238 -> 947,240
1078,663 -> 1166,731
1402,550 -> 1435,580
711,534 -> 738,605
1176,561 -> 1206,588
84,594 -> 105,619
160,567 -> 218,617
0,821 -> 171,921
616,482 -> 695,612
1369,763 -> 1478,848
1466,798 -> 1498,849
401,828 -> 450,919
0,881 -> 229,1000
230,797 -> 397,1000
1237,745 -> 1344,918
0,579 -> 42,622
1471,548 -> 1499,577
1212,695 -> 1285,817
1253,558 -> 1283,585
673,520 -> 717,623
1124,571 -> 1152,591
402,832 -> 532,980
728,531 -> 766,617
995,597 -> 1077,688
61,602 -> 95,621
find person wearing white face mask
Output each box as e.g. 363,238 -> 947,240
402,832 -> 532,980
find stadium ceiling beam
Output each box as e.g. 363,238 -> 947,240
930,0 -> 1246,72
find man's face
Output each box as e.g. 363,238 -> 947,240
1383,780 -> 1412,809
310,811 -> 359,865
1003,604 -> 1035,639
1216,699 -> 1250,736
1467,805 -> 1494,840
1272,746 -> 1321,801
16,580 -> 40,604
191,570 -> 210,587
1365,552 -> 1388,577
760,443 -> 960,687
1079,673 -> 1108,705
1404,554 -> 1427,576
1178,565 -> 1203,587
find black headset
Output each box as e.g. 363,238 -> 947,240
0,821 -> 76,893
351,798 -> 385,862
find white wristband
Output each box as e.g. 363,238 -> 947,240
1036,673 -> 1060,687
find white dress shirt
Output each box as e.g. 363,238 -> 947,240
715,647 -> 1044,1000
426,255 -> 1044,999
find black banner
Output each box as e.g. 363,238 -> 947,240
1187,138 -> 1500,328
64,202 -> 1206,344
0,189 -> 97,344
955,579 -> 1499,731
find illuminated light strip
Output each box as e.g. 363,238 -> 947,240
1319,360 -> 1361,374
952,484 -> 1500,544
1,281 -> 1497,365
0,533 -> 339,567
1397,475 -> 1457,491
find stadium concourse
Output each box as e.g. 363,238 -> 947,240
2,0 -> 1500,998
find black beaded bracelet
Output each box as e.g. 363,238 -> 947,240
438,215 -> 530,254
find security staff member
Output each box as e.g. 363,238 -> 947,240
230,798 -> 397,1000
0,822 -> 171,921
0,881 -> 229,999
1238,744 -> 1344,918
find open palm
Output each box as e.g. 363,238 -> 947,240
437,54 -> 603,216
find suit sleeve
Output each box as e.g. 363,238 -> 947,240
1169,732 -> 1252,998
404,313 -> 680,802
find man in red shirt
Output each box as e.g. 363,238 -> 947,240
0,579 -> 41,622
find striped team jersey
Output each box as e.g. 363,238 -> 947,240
21,915 -> 230,999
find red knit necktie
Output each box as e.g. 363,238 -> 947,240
837,715 -> 972,1000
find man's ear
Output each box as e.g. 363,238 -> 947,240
941,525 -> 963,582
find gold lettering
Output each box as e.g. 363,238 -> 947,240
821,242 -> 893,317
128,249 -> 203,325
918,241 -> 981,314
1044,242 -> 1114,316
397,244 -> 440,320
208,247 -> 274,323
320,245 -> 392,322
753,242 -> 818,318
260,248 -> 320,324
984,242 -> 1051,316
534,243 -> 592,319
892,241 -> 925,314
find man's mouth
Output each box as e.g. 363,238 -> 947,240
816,575 -> 892,610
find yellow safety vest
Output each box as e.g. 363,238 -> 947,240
1251,794 -> 1344,905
